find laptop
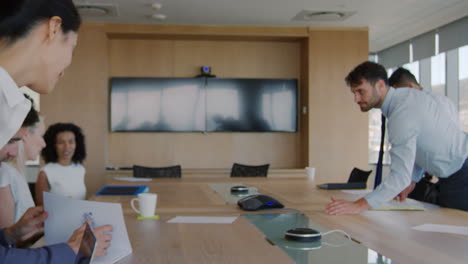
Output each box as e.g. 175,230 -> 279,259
317,168 -> 372,190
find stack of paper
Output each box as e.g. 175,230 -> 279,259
412,224 -> 468,236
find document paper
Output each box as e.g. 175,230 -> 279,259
412,224 -> 468,236
43,192 -> 132,263
168,216 -> 238,224
371,199 -> 426,211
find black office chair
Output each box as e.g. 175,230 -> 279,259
133,165 -> 182,178
230,163 -> 270,177
347,167 -> 372,183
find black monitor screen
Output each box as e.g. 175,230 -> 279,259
111,78 -> 205,132
206,78 -> 297,132
110,77 -> 297,132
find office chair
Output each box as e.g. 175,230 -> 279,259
347,167 -> 372,183
230,163 -> 270,177
133,165 -> 182,178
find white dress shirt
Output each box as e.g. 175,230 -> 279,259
0,67 -> 31,148
424,89 -> 460,126
365,87 -> 468,208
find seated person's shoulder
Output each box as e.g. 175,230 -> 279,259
0,163 -> 18,186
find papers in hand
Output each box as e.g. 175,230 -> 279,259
113,176 -> 152,182
412,224 -> 468,236
168,216 -> 238,224
43,192 -> 132,264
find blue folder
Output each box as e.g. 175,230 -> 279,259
96,185 -> 149,196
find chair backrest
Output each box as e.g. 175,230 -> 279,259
230,163 -> 269,177
347,167 -> 372,183
133,165 -> 182,178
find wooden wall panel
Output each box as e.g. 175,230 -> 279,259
39,23 -> 369,190
107,39 -> 302,168
299,39 -> 310,167
308,30 -> 370,183
109,39 -> 174,77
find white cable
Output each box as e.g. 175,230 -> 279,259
321,229 -> 352,247
321,229 -> 351,239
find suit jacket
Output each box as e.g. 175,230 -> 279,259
0,229 -> 76,263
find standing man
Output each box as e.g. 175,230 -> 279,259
388,67 -> 462,203
325,61 -> 468,215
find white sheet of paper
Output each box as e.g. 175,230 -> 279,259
371,199 -> 426,211
412,224 -> 468,236
43,192 -> 132,264
168,216 -> 238,224
113,176 -> 152,182
341,190 -> 372,195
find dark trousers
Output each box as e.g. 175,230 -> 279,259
408,173 -> 438,204
438,158 -> 468,211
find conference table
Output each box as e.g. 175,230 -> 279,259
92,175 -> 468,264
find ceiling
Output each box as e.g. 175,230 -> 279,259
73,0 -> 468,52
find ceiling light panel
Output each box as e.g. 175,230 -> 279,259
292,10 -> 356,22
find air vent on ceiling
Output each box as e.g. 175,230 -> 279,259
75,2 -> 119,17
292,10 -> 355,22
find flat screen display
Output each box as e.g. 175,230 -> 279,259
206,78 -> 297,132
110,77 -> 297,132
111,78 -> 205,132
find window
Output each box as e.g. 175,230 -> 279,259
459,45 -> 468,131
431,53 -> 446,96
368,109 -> 390,164
403,61 -> 420,83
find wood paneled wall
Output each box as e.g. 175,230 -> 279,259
307,29 -> 369,182
108,38 -> 302,168
39,24 -> 369,193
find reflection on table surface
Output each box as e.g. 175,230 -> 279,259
244,212 -> 394,264
91,177 -> 468,264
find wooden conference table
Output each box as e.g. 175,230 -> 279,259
92,176 -> 468,264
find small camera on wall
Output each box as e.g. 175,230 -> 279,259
197,66 -> 216,77
201,66 -> 211,74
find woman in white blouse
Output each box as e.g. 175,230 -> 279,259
0,98 -> 45,228
35,123 -> 87,206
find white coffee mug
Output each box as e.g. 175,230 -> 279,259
131,193 -> 157,217
306,167 -> 316,181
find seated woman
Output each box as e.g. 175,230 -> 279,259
35,123 -> 87,206
0,98 -> 44,228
